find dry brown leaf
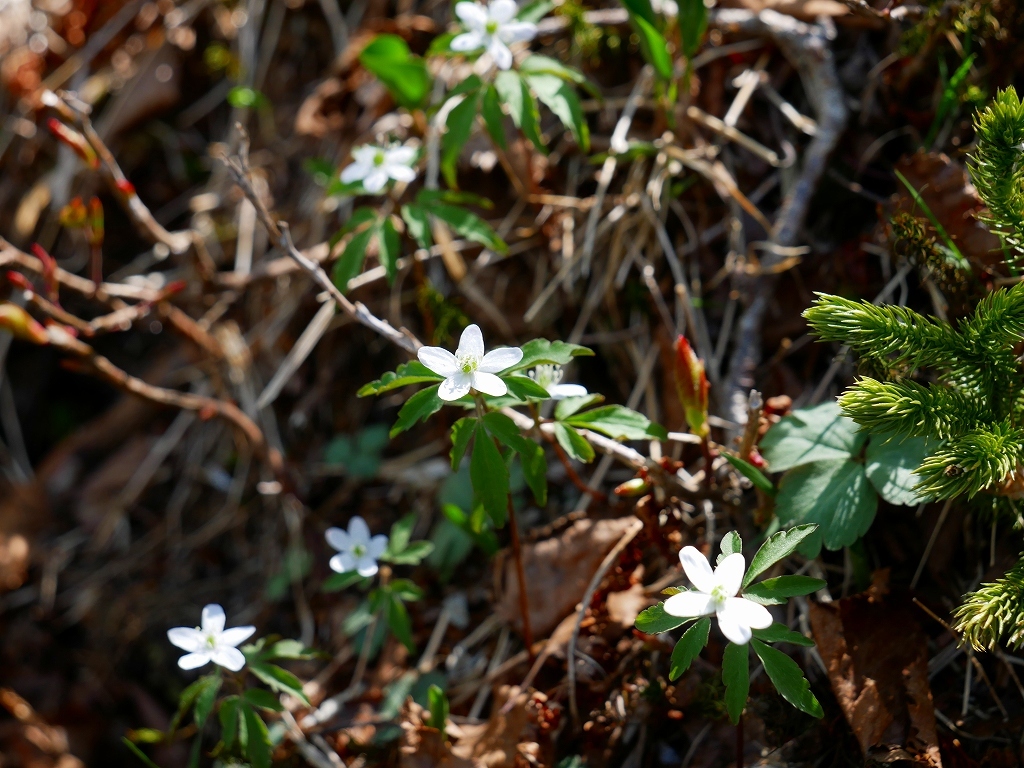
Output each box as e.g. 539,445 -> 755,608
399,700 -> 475,768
808,570 -> 942,767
605,582 -> 652,629
449,686 -> 545,768
495,517 -> 639,637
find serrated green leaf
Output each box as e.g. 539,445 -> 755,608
776,459 -> 876,551
359,34 -> 431,109
471,421 -> 510,526
635,602 -> 691,634
358,361 -> 443,397
243,688 -> 284,712
265,639 -> 319,660
865,433 -> 937,506
481,84 -> 507,149
442,88 -> 481,188
390,385 -> 445,437
194,674 -> 221,728
321,570 -> 366,592
389,578 -> 425,601
219,696 -> 240,750
523,72 -> 590,151
388,592 -> 416,652
247,662 -> 310,704
503,374 -> 551,401
723,453 -> 776,495
718,531 -> 742,563
387,513 -> 417,556
669,617 -> 711,680
751,623 -> 816,647
401,203 -> 433,250
565,405 -> 668,440
510,338 -> 594,372
751,639 -> 823,717
742,524 -> 819,588
554,394 -> 604,420
722,642 -> 749,724
241,704 -> 272,768
554,422 -> 595,463
427,202 -> 507,253
517,0 -> 555,22
514,435 -> 548,506
760,402 -> 866,472
387,539 -> 435,565
450,416 -> 477,469
378,216 -> 401,282
494,70 -> 545,152
742,576 -> 827,605
333,225 -> 375,292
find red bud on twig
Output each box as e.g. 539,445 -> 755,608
30,244 -> 60,303
5,271 -> 33,292
46,118 -> 99,168
59,196 -> 88,229
674,335 -> 710,439
0,304 -> 49,345
87,197 -> 104,247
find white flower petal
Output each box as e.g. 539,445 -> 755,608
202,604 -> 226,634
167,627 -> 205,652
211,647 -> 247,672
451,30 -> 487,51
439,373 -> 473,401
325,526 -> 351,552
418,346 -> 459,377
352,145 -> 379,164
679,546 -> 715,593
340,161 -> 371,184
177,651 -> 213,670
455,2 -> 489,28
717,609 -> 754,645
488,38 -> 513,70
499,21 -> 537,44
362,168 -> 389,193
714,553 -> 746,597
386,146 -> 417,165
471,371 -> 507,397
549,383 -> 587,399
386,163 -> 417,183
330,552 -> 357,573
348,516 -> 371,545
489,0 -> 519,23
457,324 -> 485,359
478,346 -> 523,373
663,590 -> 715,618
355,556 -> 380,577
218,626 -> 256,648
722,597 -> 773,630
368,534 -> 389,559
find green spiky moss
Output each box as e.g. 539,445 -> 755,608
954,554 -> 1024,651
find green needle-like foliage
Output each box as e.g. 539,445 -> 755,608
955,554 -> 1024,651
969,87 -> 1024,262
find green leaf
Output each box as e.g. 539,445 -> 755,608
219,696 -> 240,750
389,578 -> 425,601
265,639 -> 319,660
517,0 -> 555,23
723,453 -> 776,496
751,623 -> 816,647
760,402 -> 867,472
865,433 -> 937,506
669,617 -> 711,680
523,73 -> 590,151
388,539 -> 435,565
776,459 -> 877,551
243,688 -> 284,712
442,88 -> 481,188
322,570 -> 366,592
481,84 -> 507,150
450,416 -> 477,469
742,576 -> 827,605
168,675 -> 212,734
503,374 -> 551,401
426,201 -> 507,252
510,338 -> 594,372
442,503 -> 499,556
677,0 -> 707,58
554,422 -> 595,463
416,189 -> 494,208
401,203 -> 433,250
718,531 -> 742,563
742,524 -> 819,589
378,216 -> 401,282
565,405 -> 668,440
520,55 -> 594,91
390,385 -> 445,437
471,421 -> 510,526
494,70 -> 545,152
388,591 -> 416,652
194,674 -> 221,728
242,704 -> 272,768
248,662 -> 310,705
427,684 -> 450,738
554,394 -> 604,420
359,34 -> 431,109
333,225 -> 375,292
721,642 -> 749,725
387,513 -> 417,556
751,639 -> 823,718
631,14 -> 673,79
516,436 -> 548,506
358,361 -> 443,397
635,602 -> 691,634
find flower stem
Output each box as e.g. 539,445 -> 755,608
506,492 -> 535,662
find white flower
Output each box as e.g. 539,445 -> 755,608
528,364 -> 587,400
340,143 -> 418,193
664,546 -> 773,645
326,516 -> 389,577
451,0 -> 538,71
167,604 -> 255,672
417,324 -> 523,401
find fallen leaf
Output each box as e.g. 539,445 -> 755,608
400,700 -> 475,768
450,686 -> 552,768
495,517 -> 640,638
808,570 -> 942,767
605,582 -> 652,629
